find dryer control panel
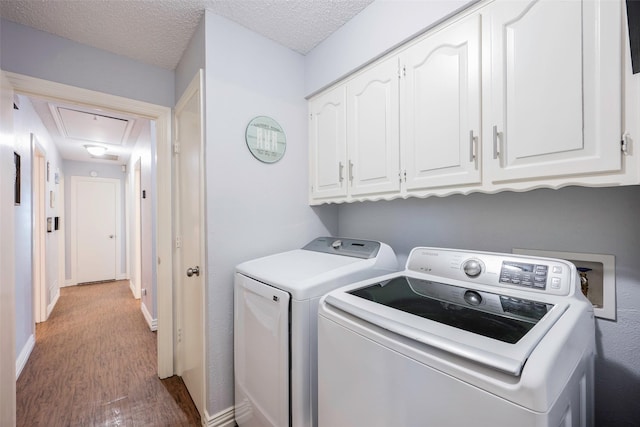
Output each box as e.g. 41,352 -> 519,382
303,237 -> 381,259
406,247 -> 577,297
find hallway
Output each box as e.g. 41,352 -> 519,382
16,280 -> 200,426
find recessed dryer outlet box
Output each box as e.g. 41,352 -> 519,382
513,248 -> 616,321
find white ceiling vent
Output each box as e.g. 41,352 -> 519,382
50,105 -> 134,146
90,153 -> 119,162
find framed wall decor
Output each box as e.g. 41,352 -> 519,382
245,116 -> 286,163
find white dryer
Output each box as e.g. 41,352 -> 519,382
234,237 -> 398,427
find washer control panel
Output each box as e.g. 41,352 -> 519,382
499,261 -> 548,290
406,247 -> 577,296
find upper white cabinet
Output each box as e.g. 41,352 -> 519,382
309,0 -> 629,205
401,13 -> 482,191
346,56 -> 401,197
484,0 -> 622,183
309,85 -> 347,201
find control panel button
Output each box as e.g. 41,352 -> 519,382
552,266 -> 562,274
463,259 -> 483,278
551,278 -> 561,289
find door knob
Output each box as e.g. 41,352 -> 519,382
186,266 -> 200,277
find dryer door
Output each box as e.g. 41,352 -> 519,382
234,273 -> 290,427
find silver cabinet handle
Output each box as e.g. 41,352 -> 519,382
338,162 -> 344,182
186,266 -> 200,277
469,130 -> 477,162
492,125 -> 501,160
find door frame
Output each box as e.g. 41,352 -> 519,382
32,138 -> 47,323
4,72 -> 175,378
70,176 -> 121,285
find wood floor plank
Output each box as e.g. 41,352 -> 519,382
17,280 -> 201,426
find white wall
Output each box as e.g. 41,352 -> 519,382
62,160 -> 128,284
199,11 -> 338,414
13,95 -> 64,360
0,19 -> 175,107
305,1 -> 640,424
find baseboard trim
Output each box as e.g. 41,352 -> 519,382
47,287 -> 60,318
204,406 -> 235,427
16,334 -> 35,379
140,302 -> 157,331
116,273 -> 128,281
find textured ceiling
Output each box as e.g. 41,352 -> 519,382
0,0 -> 374,70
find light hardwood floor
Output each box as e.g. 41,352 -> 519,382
17,280 -> 201,426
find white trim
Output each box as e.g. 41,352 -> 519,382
5,71 -> 174,379
116,273 -> 129,281
15,334 -> 35,380
141,302 -> 157,331
63,279 -> 75,287
46,286 -> 60,318
204,406 -> 236,427
128,279 -> 140,299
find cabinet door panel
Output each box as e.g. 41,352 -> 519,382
487,0 -> 621,183
309,86 -> 347,201
347,57 -> 401,197
403,14 -> 481,190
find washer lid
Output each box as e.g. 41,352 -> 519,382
324,273 -> 570,376
236,249 -> 381,300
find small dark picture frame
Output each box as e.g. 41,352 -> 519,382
14,152 -> 21,205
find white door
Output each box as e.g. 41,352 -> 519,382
174,70 -> 205,416
309,85 -> 348,201
234,274 -> 290,427
347,56 -> 401,197
402,13 -> 481,190
485,0 -> 622,183
72,177 -> 119,283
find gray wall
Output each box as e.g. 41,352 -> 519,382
62,160 -> 128,283
13,95 -> 64,363
198,11 -> 338,414
304,0 -> 473,95
0,18 -> 175,107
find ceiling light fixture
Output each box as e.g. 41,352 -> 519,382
85,145 -> 107,156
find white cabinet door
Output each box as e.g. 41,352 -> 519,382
485,0 -> 622,183
309,86 -> 348,201
402,14 -> 481,191
347,56 -> 401,197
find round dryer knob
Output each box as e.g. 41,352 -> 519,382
463,259 -> 483,278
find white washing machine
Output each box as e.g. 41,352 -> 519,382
234,237 -> 398,427
318,247 -> 595,427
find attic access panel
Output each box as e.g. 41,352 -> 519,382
55,107 -> 133,145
